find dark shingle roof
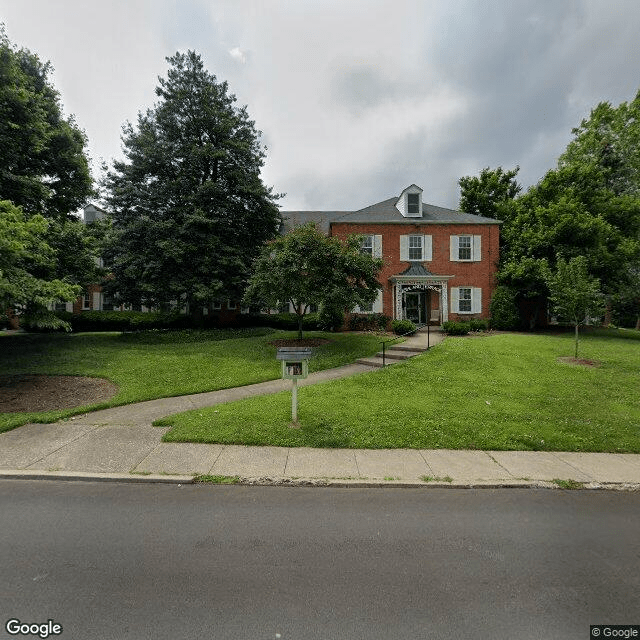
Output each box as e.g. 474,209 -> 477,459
281,196 -> 500,230
398,263 -> 434,277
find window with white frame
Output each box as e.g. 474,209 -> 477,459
458,287 -> 472,312
451,286 -> 481,314
408,235 -> 423,260
361,235 -> 373,255
212,301 -> 222,311
82,292 -> 91,310
450,235 -> 481,262
458,236 -> 472,261
227,300 -> 237,310
407,193 -> 420,215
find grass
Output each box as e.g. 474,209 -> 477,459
421,475 -> 454,483
157,330 -> 640,453
551,479 -> 586,490
193,474 -> 241,484
0,328 -> 384,432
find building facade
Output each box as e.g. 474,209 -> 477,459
282,184 -> 501,324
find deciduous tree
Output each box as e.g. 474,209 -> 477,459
0,26 -> 92,219
546,256 -> 604,358
243,224 -> 383,338
0,200 -> 80,329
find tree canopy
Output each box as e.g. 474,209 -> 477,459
243,223 -> 383,338
0,26 -> 92,219
102,50 -> 281,313
0,27 -> 97,328
461,91 -> 640,328
0,200 -> 80,328
458,165 -> 521,220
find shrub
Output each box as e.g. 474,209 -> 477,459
49,310 -> 188,332
469,318 -> 489,331
442,321 -> 471,335
391,319 -> 416,335
236,312 -> 320,331
489,286 -> 520,330
318,305 -> 345,332
348,313 -> 390,332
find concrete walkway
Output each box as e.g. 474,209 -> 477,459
1,328 -> 639,489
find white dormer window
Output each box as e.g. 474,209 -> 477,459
395,185 -> 423,217
407,193 -> 420,215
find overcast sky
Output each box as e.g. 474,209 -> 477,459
1,0 -> 639,211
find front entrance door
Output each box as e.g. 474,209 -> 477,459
405,292 -> 423,324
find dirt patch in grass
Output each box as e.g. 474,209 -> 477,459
557,357 -> 601,368
268,338 -> 333,347
0,375 -> 119,413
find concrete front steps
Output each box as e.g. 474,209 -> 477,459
356,345 -> 429,368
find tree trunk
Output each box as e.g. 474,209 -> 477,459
635,315 -> 640,331
574,323 -> 579,359
297,312 -> 303,339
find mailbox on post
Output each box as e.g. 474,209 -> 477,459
276,347 -> 312,425
276,347 -> 312,379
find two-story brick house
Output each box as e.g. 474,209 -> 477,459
282,184 -> 501,324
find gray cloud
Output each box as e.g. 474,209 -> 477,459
1,0 -> 639,212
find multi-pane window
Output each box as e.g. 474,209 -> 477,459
458,235 -> 472,260
212,301 -> 222,311
82,292 -> 91,309
407,193 -> 420,214
361,235 -> 373,255
459,288 -> 472,312
102,294 -> 114,311
409,235 -> 423,260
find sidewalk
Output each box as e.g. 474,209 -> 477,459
1,329 -> 639,489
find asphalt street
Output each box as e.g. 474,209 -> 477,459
1,481 -> 639,640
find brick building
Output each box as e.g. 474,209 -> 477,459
282,184 -> 501,324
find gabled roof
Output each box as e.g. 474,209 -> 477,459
281,192 -> 501,230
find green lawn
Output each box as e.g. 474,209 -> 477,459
0,328 -> 384,432
157,330 -> 640,453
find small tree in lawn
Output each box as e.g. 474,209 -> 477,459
243,223 -> 383,339
546,256 -> 604,358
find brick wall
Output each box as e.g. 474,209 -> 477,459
330,222 -> 500,320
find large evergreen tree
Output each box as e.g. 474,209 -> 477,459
102,51 -> 281,313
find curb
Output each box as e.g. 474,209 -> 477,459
1,471 -> 639,491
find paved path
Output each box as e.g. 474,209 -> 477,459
1,329 -> 639,488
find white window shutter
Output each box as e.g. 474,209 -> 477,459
423,235 -> 432,261
373,235 -> 382,258
473,235 -> 482,261
400,235 -> 409,261
65,302 -> 74,312
373,289 -> 383,313
450,287 -> 459,313
472,288 -> 482,314
93,292 -> 101,310
450,236 -> 459,261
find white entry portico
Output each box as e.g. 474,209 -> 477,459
390,264 -> 453,325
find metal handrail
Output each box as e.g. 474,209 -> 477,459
380,322 -> 429,367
